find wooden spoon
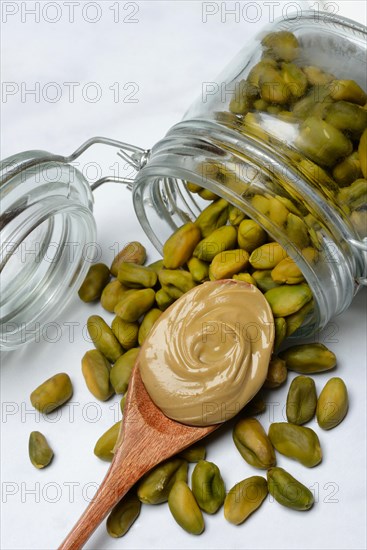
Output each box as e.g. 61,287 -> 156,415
58,363 -> 217,550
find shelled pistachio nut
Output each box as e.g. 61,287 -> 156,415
286,375 -> 317,425
81,350 -> 114,401
224,476 -> 268,525
106,490 -> 141,538
87,315 -> 123,362
94,422 -> 121,462
267,467 -> 314,510
316,377 -> 348,430
30,373 -> 73,414
137,458 -> 188,504
110,348 -> 140,394
233,418 -> 276,469
78,263 -> 110,302
29,431 -> 54,469
279,343 -> 336,373
110,241 -> 146,277
268,422 -> 322,467
168,481 -> 205,535
191,460 -> 226,514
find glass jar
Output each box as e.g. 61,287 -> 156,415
133,11 -> 367,336
1,11 -> 366,350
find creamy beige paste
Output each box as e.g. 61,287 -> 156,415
139,280 -> 275,426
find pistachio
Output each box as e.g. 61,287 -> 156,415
281,62 -> 308,98
338,178 -> 367,210
268,196 -> 289,227
114,289 -> 156,322
233,418 -> 276,469
264,284 -> 312,317
110,241 -> 146,277
286,375 -> 317,425
78,263 -> 110,302
187,257 -> 209,283
249,242 -> 287,269
155,288 -> 175,311
263,356 -> 287,389
194,198 -> 229,237
259,66 -> 290,104
87,315 -> 123,362
137,458 -> 188,504
117,263 -> 157,289
285,300 -> 314,337
316,377 -> 348,430
186,181 -> 203,193
191,460 -> 226,514
359,129 -> 367,178
261,31 -> 299,62
295,116 -> 353,168
286,213 -> 310,249
325,101 -> 367,138
30,373 -> 73,413
193,225 -> 237,262
110,348 -> 140,394
228,205 -> 246,226
209,249 -> 250,280
232,273 -> 257,285
158,269 -> 196,294
161,284 -> 184,300
271,257 -> 304,284
267,467 -> 314,511
229,79 -> 258,115
302,65 -> 334,86
333,152 -> 363,187
100,280 -> 129,313
237,219 -> 267,252
291,86 -> 331,119
120,394 -> 126,413
163,222 -> 202,269
81,350 -> 114,401
147,259 -> 164,273
178,445 -> 206,463
329,79 -> 367,105
168,481 -> 205,535
111,317 -> 139,350
274,317 -> 287,350
224,476 -> 268,525
248,58 -> 277,88
29,431 -> 54,469
138,308 -> 162,345
268,422 -> 322,467
106,490 -> 141,538
252,270 -> 281,292
199,188 -> 219,201
94,422 -> 121,462
279,343 -> 336,373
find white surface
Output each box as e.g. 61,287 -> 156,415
1,2 -> 367,549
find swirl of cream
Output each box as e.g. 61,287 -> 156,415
139,280 -> 274,426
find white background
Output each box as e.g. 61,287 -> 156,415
1,1 -> 367,549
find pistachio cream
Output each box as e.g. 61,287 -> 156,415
139,280 -> 275,426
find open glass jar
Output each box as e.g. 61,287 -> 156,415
1,11 -> 366,350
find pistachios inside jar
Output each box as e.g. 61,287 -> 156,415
133,12 -> 367,337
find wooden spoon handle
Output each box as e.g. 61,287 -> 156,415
58,451 -> 144,550
59,440 -> 152,550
